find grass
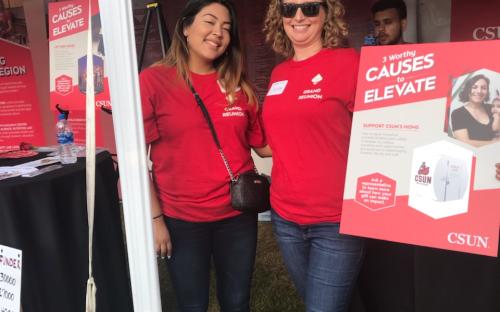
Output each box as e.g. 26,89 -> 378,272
158,222 -> 304,312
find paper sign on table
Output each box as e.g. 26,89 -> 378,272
0,245 -> 22,312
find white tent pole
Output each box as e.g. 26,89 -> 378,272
97,1 -> 162,311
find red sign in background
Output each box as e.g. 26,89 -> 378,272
0,39 -> 45,152
451,0 -> 500,42
48,0 -> 113,151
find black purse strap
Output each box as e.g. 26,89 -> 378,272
187,81 -> 238,182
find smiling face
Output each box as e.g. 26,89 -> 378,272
468,78 -> 489,105
282,0 -> 326,58
183,3 -> 231,72
373,8 -> 406,45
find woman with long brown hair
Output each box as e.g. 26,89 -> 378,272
139,1 -> 266,310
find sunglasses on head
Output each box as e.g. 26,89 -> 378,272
280,2 -> 326,18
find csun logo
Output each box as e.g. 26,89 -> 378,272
448,232 -> 489,249
415,162 -> 431,185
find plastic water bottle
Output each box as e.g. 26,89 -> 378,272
56,113 -> 77,164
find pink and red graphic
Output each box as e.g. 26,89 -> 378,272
48,0 -> 114,151
354,173 -> 396,211
55,74 -> 73,95
341,41 -> 500,257
0,39 -> 45,152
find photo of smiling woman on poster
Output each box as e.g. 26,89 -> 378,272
450,73 -> 500,147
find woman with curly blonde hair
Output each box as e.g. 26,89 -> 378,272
260,1 -> 364,311
264,0 -> 348,58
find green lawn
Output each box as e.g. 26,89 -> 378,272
158,222 -> 304,311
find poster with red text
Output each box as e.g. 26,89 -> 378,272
451,0 -> 499,41
0,39 -> 45,152
340,41 -> 500,257
48,0 -> 112,147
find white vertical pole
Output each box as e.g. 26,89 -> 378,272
97,1 -> 162,311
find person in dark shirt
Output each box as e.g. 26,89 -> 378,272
371,0 -> 407,45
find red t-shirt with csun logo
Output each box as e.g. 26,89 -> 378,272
140,66 -> 266,222
262,48 -> 359,225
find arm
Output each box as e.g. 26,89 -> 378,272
491,107 -> 500,133
496,163 -> 500,181
253,144 -> 272,158
148,157 -> 172,259
452,129 -> 494,147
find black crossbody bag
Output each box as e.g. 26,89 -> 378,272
188,82 -> 271,214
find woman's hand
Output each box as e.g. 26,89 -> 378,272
148,163 -> 172,259
153,217 -> 172,259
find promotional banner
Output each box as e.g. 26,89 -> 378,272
0,39 -> 45,152
48,0 -> 110,146
341,40 -> 500,257
450,0 -> 499,41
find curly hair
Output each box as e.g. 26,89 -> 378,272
459,74 -> 490,103
263,0 -> 349,58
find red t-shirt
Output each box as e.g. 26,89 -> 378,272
262,48 -> 359,225
140,66 -> 266,222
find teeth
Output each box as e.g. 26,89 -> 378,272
293,25 -> 308,31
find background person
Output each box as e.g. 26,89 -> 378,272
0,2 -> 13,39
139,1 -> 267,311
262,1 -> 364,311
371,0 -> 407,45
451,74 -> 498,147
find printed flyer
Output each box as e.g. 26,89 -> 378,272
0,39 -> 45,152
340,40 -> 500,257
0,244 -> 22,312
48,0 -> 109,145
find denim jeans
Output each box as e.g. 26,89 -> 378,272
164,212 -> 257,312
271,210 -> 364,312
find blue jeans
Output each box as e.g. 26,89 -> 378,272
271,210 -> 364,312
164,212 -> 257,312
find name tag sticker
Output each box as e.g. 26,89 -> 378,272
267,80 -> 288,96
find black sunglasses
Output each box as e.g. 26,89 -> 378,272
280,2 -> 326,18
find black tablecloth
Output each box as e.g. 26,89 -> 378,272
0,152 -> 133,312
351,239 -> 500,312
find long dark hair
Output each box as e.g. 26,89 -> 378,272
459,74 -> 490,103
158,0 -> 256,105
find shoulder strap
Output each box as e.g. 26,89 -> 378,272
187,82 -> 237,181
